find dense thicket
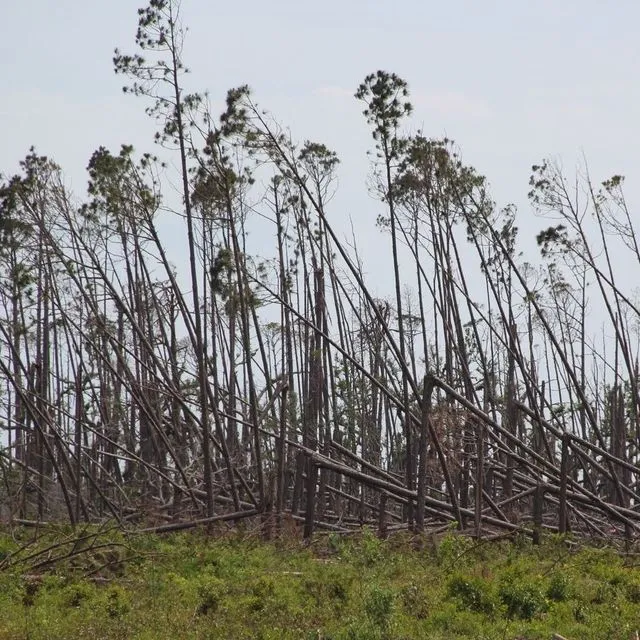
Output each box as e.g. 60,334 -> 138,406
2,0 -> 640,541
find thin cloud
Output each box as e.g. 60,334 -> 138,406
312,85 -> 353,100
412,90 -> 492,119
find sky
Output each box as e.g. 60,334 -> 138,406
1,0 -> 639,301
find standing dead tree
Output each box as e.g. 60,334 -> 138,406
1,1 -> 640,544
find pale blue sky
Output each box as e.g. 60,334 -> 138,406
1,0 -> 639,296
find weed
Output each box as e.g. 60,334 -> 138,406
2,529 -> 640,639
437,532 -> 475,568
21,575 -> 42,607
195,575 -> 225,615
447,574 -> 497,615
304,572 -> 351,610
327,533 -> 342,554
591,581 -> 617,605
364,584 -> 394,631
357,528 -> 384,566
625,580 -> 640,603
103,585 -> 130,619
399,582 -> 429,619
499,580 -> 548,620
573,603 -> 590,623
547,572 -> 571,601
62,582 -> 94,608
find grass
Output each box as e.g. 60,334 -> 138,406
1,525 -> 640,639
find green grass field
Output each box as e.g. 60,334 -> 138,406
1,525 -> 639,639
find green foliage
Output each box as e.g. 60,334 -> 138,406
1,530 -> 640,639
399,581 -> 430,620
355,71 -> 412,158
363,584 -> 394,631
303,566 -> 351,613
61,582 -> 95,608
194,574 -> 225,615
447,574 -> 497,615
436,531 -> 475,568
547,572 -> 572,602
0,534 -> 15,563
625,580 -> 640,604
357,528 -> 384,566
337,527 -> 384,567
498,579 -> 548,620
113,0 -> 203,148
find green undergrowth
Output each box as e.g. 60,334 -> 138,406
1,526 -> 640,639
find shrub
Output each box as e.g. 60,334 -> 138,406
573,603 -> 590,623
103,585 -> 130,619
499,581 -> 548,620
437,532 -> 475,568
625,580 -> 640,604
0,535 -> 14,562
249,575 -> 276,599
447,574 -> 497,615
364,585 -> 394,630
195,576 -> 225,616
591,581 -> 617,605
62,582 -> 94,608
305,573 -> 350,608
546,572 -> 571,602
399,582 -> 429,619
21,575 -> 43,608
358,528 -> 384,566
